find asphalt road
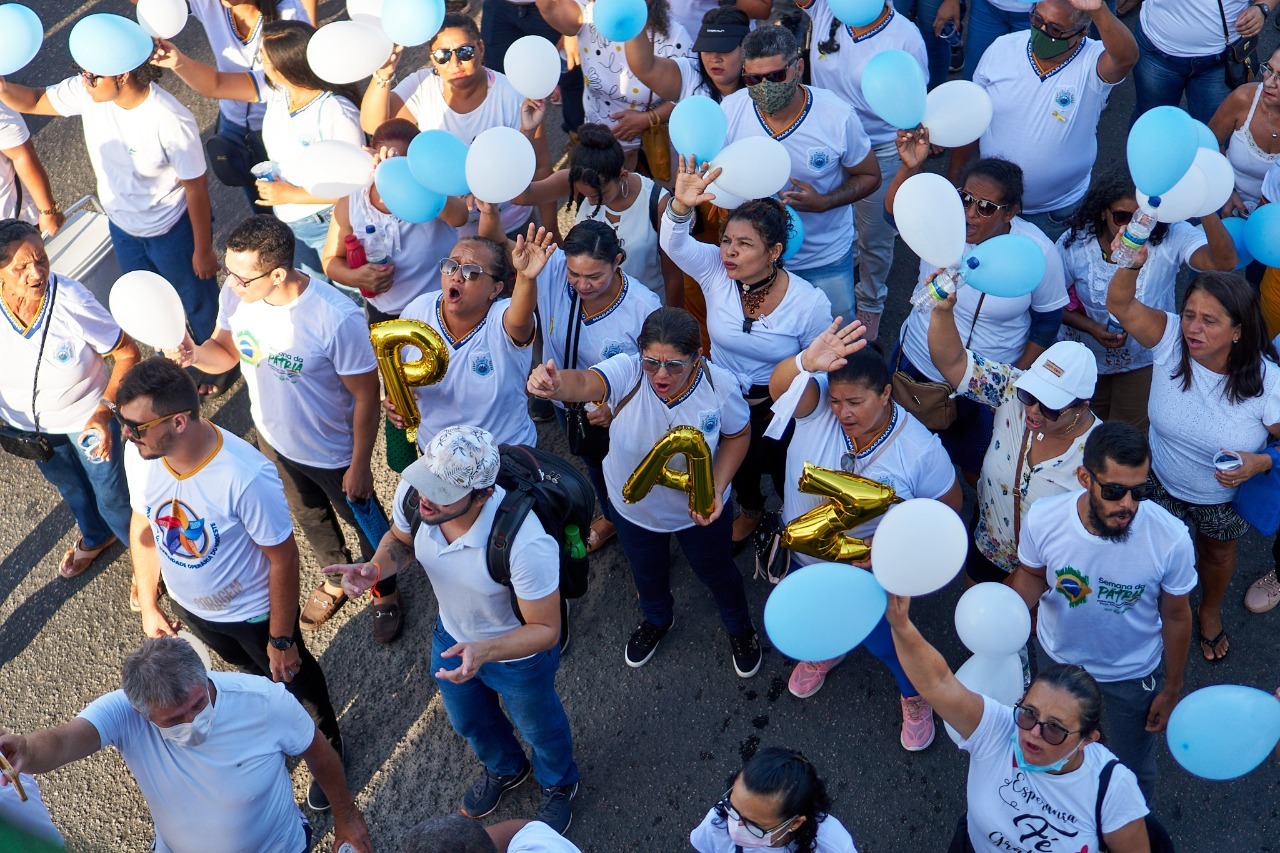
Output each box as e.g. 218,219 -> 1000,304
1,2 -> 1278,851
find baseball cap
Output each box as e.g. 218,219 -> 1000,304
401,425 -> 500,505
693,22 -> 749,54
1013,341 -> 1098,411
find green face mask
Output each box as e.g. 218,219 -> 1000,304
1031,27 -> 1075,60
748,77 -> 799,116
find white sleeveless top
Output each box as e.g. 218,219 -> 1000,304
1226,84 -> 1280,211
347,186 -> 454,315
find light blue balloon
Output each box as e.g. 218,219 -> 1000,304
669,96 -> 727,164
783,206 -> 804,261
1244,203 -> 1280,268
1221,216 -> 1253,269
963,233 -> 1046,298
860,49 -> 927,130
69,14 -> 154,77
1166,684 -> 1280,780
1193,119 -> 1219,151
407,130 -> 470,197
827,0 -> 885,27
593,0 -> 648,42
0,4 -> 43,77
381,0 -> 446,47
375,158 -> 446,223
763,562 -> 887,662
1127,106 -> 1198,197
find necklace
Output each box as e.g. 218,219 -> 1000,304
1035,409 -> 1084,443
739,266 -> 778,333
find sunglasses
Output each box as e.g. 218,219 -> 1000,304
741,59 -> 796,87
1016,387 -> 1077,421
431,45 -> 477,65
1029,10 -> 1087,40
105,401 -> 189,436
1107,208 -> 1135,226
715,789 -> 798,840
1014,704 -> 1080,746
958,190 -> 1010,219
438,258 -> 493,282
219,262 -> 274,287
1086,469 -> 1154,502
639,356 -> 692,374
72,64 -> 103,87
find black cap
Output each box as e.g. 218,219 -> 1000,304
693,22 -> 749,53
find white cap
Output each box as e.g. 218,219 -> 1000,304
1013,341 -> 1097,410
401,426 -> 500,505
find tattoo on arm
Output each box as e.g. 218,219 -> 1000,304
385,538 -> 415,573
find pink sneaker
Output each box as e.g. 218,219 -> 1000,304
787,655 -> 846,698
900,695 -> 935,751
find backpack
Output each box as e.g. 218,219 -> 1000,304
402,445 -> 596,623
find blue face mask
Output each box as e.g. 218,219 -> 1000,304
1010,732 -> 1080,774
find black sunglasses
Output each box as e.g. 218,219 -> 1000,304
219,262 -> 274,287
431,44 -> 477,64
958,189 -> 1010,219
72,64 -> 102,87
438,257 -> 493,282
741,59 -> 796,87
1107,208 -> 1135,226
1086,469 -> 1154,502
105,401 -> 190,436
1014,704 -> 1080,746
1016,387 -> 1078,421
1029,9 -> 1087,40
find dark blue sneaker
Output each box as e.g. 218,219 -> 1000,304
534,782 -> 579,834
460,764 -> 531,818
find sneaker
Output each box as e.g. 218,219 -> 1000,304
306,778 -> 330,812
900,695 -> 936,751
371,590 -> 404,644
729,631 -> 762,678
855,309 -> 881,344
1245,570 -> 1280,613
787,655 -> 847,698
529,396 -> 556,424
625,619 -> 672,668
300,583 -> 347,631
460,765 -> 531,818
534,781 -> 579,835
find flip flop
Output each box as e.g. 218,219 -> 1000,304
58,536 -> 118,579
586,517 -> 616,554
1198,628 -> 1229,663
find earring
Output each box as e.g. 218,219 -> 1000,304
619,178 -> 630,199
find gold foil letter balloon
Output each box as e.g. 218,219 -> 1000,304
623,426 -> 716,517
370,319 -> 449,443
781,464 -> 898,563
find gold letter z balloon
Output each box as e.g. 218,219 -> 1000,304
781,464 -> 898,563
369,319 -> 449,444
622,426 -> 716,517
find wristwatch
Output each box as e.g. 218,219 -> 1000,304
1255,3 -> 1271,16
269,635 -> 295,650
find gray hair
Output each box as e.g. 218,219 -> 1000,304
741,25 -> 799,64
404,815 -> 495,853
121,637 -> 208,718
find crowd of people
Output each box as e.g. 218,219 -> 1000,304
1,0 -> 1279,850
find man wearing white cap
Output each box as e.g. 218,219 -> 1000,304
324,425 -> 581,835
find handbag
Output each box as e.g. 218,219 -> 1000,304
563,292 -> 612,461
1217,0 -> 1258,88
639,89 -> 672,183
0,281 -> 58,462
1096,760 -> 1175,852
1232,443 -> 1280,535
890,294 -> 985,432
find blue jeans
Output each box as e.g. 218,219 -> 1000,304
611,501 -> 754,636
893,0 -> 951,89
109,211 -> 219,343
1132,20 -> 1232,126
793,245 -> 856,325
35,416 -> 131,547
431,619 -> 579,788
285,209 -> 334,285
216,115 -> 270,211
1018,199 -> 1081,242
963,0 -> 1029,81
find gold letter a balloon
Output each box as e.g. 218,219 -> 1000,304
370,319 -> 449,443
781,463 -> 898,563
622,426 -> 716,517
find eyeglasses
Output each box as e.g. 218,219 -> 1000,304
715,789 -> 798,840
1029,9 -> 1087,40
1261,64 -> 1277,81
741,59 -> 796,87
431,44 -> 477,65
639,356 -> 692,374
958,190 -> 1010,219
1015,388 -> 1077,421
105,401 -> 189,436
438,258 -> 493,282
72,64 -> 102,87
1014,703 -> 1082,746
219,262 -> 275,288
1107,208 -> 1135,226
1086,469 -> 1154,502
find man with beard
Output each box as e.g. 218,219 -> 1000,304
1012,421 -> 1195,803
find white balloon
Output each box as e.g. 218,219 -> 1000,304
955,582 -> 1031,657
870,499 -> 968,596
1138,165 -> 1207,224
466,127 -> 536,203
109,271 -> 187,350
136,0 -> 187,39
296,141 -> 375,197
944,653 -> 1025,744
176,630 -> 214,670
922,80 -> 993,148
504,35 -> 561,100
307,20 -> 394,85
893,172 -> 966,268
1192,149 -> 1235,218
706,180 -> 746,210
346,0 -> 383,25
710,137 -> 792,200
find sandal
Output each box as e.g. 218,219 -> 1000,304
1198,628 -> 1229,663
731,510 -> 761,556
586,517 -> 616,554
1116,0 -> 1142,16
58,536 -> 117,579
194,365 -> 241,399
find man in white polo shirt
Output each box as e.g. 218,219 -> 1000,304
0,637 -> 371,853
1012,422 -> 1196,803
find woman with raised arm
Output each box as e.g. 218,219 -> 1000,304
624,4 -> 750,104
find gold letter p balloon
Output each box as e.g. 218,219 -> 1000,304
370,319 -> 449,444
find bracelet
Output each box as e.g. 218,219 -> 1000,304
372,71 -> 394,87
38,205 -> 60,215
666,204 -> 694,225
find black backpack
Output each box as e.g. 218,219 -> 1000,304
402,444 -> 596,622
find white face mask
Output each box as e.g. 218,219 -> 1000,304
727,817 -> 793,848
155,687 -> 215,748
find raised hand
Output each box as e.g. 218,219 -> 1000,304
672,155 -> 721,211
521,98 -> 546,133
527,358 -> 561,399
896,126 -> 932,171
512,223 -> 557,278
800,317 -> 868,373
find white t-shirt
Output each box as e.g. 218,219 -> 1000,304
721,86 -> 871,270
187,0 -> 311,130
1263,161 -> 1279,203
676,55 -> 711,101
77,673 -> 314,853
257,84 -> 364,223
217,279 -> 378,468
393,68 -> 531,232
0,103 -> 36,223
975,35 -> 1117,214
44,79 -> 206,238
347,186 -> 454,315
398,292 -> 538,448
901,218 -> 1069,382
1149,312 -> 1280,503
0,774 -> 63,847
0,276 -> 121,434
593,353 -> 750,531
125,427 -> 295,622
690,807 -> 859,853
661,211 -> 833,390
573,175 -> 665,297
510,821 -> 584,852
1057,223 -> 1206,375
1019,490 -> 1198,682
798,0 -> 930,147
785,390 -> 955,567
961,696 -> 1149,853
1140,0 -> 1250,57
392,482 -> 559,646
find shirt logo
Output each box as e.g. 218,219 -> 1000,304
1054,88 -> 1076,110
697,410 -> 720,435
53,341 -> 73,364
471,353 -> 494,378
1096,577 -> 1146,615
154,499 -> 221,567
266,351 -> 304,383
235,331 -> 262,366
807,147 -> 831,171
601,340 -> 628,359
1054,566 -> 1092,607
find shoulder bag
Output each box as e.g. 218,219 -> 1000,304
1218,0 -> 1259,88
1095,759 -> 1175,852
890,294 -> 985,432
0,280 -> 58,462
563,290 -> 612,462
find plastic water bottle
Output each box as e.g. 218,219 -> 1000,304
909,263 -> 969,314
363,225 -> 390,265
564,524 -> 587,560
79,427 -> 105,464
1110,197 -> 1159,269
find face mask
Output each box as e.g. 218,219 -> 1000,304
156,689 -> 215,748
728,819 -> 790,848
1010,732 -> 1080,774
748,77 -> 799,116
1030,28 -> 1075,60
